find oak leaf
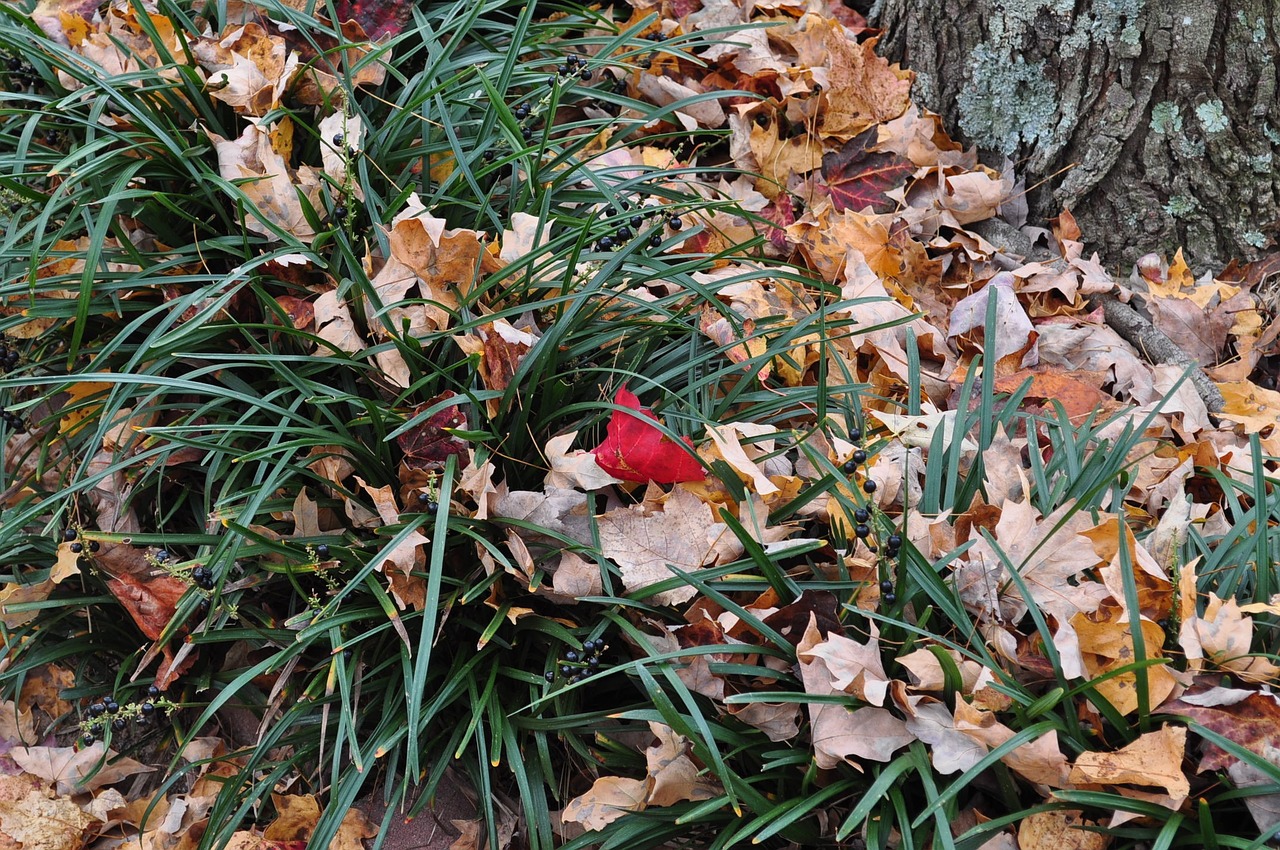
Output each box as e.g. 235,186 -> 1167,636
1160,689 -> 1280,773
561,777 -> 651,831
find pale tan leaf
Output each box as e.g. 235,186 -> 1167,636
596,486 -> 726,605
544,431 -> 624,491
1069,725 -> 1189,800
1017,810 -> 1108,850
11,744 -> 155,796
644,723 -> 720,806
561,777 -> 651,831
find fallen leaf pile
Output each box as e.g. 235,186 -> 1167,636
3,0 -> 1280,846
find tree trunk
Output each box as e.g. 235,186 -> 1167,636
872,0 -> 1280,274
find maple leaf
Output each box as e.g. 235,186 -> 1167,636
821,129 -> 914,214
596,486 -> 724,605
397,394 -> 469,470
589,388 -> 705,484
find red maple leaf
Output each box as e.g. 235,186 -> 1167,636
590,388 -> 706,484
821,129 -> 914,213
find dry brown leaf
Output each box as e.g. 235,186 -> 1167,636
207,122 -> 323,242
561,776 -> 652,831
543,432 -> 624,491
11,744 -> 154,796
1069,725 -> 1189,800
1017,810 -> 1109,850
0,787 -> 95,850
644,722 -> 721,806
197,23 -> 298,116
596,485 -> 727,605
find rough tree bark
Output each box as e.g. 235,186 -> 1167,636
872,0 -> 1280,273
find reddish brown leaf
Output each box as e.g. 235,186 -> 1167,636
1161,692 -> 1280,772
759,194 -> 796,251
589,388 -> 705,484
397,393 -> 469,470
275,295 -> 314,331
821,129 -> 913,214
333,0 -> 413,40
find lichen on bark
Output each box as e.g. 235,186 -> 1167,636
874,0 -> 1280,272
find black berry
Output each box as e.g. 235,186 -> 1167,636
332,134 -> 344,145
842,460 -> 858,474
89,541 -> 100,552
565,650 -> 579,662
111,718 -> 126,731
630,215 -> 644,229
560,665 -> 572,675
880,580 -> 893,592
649,234 -> 662,248
147,685 -> 161,698
483,150 -> 495,161
598,236 -> 614,250
333,205 -> 348,219
155,550 -> 169,562
852,449 -> 867,464
863,480 -> 877,494
883,593 -> 897,605
887,534 -> 902,548
582,640 -> 595,653
316,544 -> 331,559
616,227 -> 632,241
579,69 -> 592,80
545,671 -> 556,682
854,508 -> 870,523
557,64 -> 570,74
849,428 -> 862,442
69,542 -> 83,553
105,701 -> 119,714
854,524 -> 870,539
89,702 -> 106,717
81,732 -> 95,746
63,529 -> 77,542
668,216 -> 683,230
140,702 -> 155,716
587,656 -> 600,667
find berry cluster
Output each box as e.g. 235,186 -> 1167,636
545,638 -> 607,685
62,527 -> 101,556
191,565 -> 215,591
555,51 -> 593,82
416,490 -> 441,515
593,197 -> 684,254
0,405 -> 25,433
81,684 -> 166,746
838,426 -> 905,604
4,54 -> 39,90
0,339 -> 19,373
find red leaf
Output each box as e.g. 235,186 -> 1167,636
760,194 -> 796,251
397,393 -> 469,470
590,388 -> 706,484
333,0 -> 413,40
821,129 -> 914,213
1161,692 -> 1280,772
